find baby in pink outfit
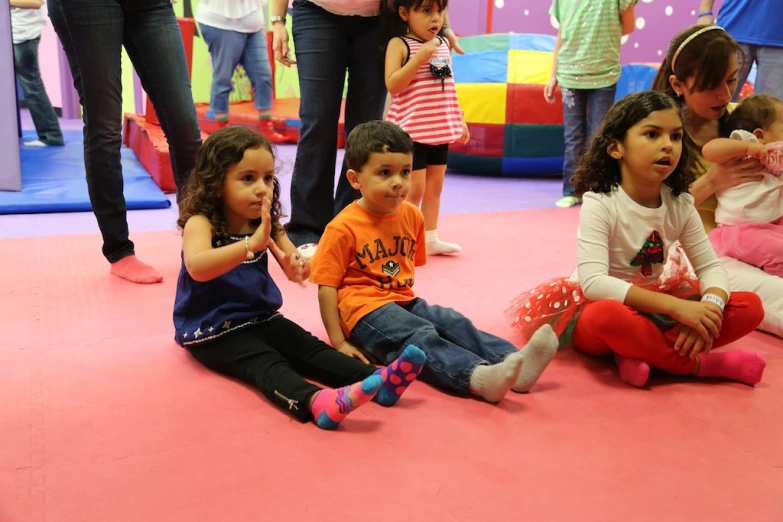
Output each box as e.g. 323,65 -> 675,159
704,94 -> 783,277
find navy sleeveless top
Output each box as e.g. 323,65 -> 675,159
173,234 -> 283,347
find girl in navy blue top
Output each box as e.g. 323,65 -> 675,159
174,127 -> 425,430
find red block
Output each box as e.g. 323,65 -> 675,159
450,123 -> 505,157
506,83 -> 564,125
123,113 -> 208,194
145,18 -> 195,126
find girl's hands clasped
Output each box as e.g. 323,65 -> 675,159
670,299 -> 723,358
247,197 -> 273,253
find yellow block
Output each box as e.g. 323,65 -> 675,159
507,50 -> 554,85
457,83 -> 507,124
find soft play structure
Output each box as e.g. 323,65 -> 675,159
448,33 -> 661,177
122,21 -> 336,194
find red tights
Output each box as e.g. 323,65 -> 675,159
572,292 -> 764,375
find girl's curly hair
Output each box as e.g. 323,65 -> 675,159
177,126 -> 284,238
573,91 -> 697,197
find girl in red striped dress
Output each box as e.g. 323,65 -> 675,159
382,0 -> 469,256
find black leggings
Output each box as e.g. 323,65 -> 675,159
187,316 -> 376,422
413,142 -> 449,170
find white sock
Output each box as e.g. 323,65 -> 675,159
468,353 -> 524,403
509,325 -> 559,392
425,229 -> 461,255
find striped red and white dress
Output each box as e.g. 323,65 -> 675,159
386,36 -> 464,146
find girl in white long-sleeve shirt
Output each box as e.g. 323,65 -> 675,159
508,91 -> 766,388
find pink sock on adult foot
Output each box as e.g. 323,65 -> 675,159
310,375 -> 382,430
374,345 -> 426,406
697,350 -> 766,386
614,354 -> 650,387
110,256 -> 163,284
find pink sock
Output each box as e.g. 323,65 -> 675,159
310,375 -> 381,430
697,350 -> 766,386
110,256 -> 163,284
614,354 -> 650,387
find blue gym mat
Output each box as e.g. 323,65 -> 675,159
0,130 -> 171,215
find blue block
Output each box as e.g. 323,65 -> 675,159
510,33 -> 557,52
501,156 -> 564,176
453,51 -> 509,84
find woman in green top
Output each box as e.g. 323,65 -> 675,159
652,24 -> 783,338
545,0 -> 636,208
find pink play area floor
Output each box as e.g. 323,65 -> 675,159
1,209 -> 782,521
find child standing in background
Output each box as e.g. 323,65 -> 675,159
545,0 -> 636,208
381,0 -> 469,256
11,0 -> 64,147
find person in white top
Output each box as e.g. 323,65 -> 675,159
507,91 -> 766,388
10,0 -> 64,147
196,0 -> 286,144
704,94 -> 783,276
267,0 -> 463,259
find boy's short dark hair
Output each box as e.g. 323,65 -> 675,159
726,94 -> 782,137
345,121 -> 414,171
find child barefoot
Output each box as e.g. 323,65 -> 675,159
174,127 -> 425,430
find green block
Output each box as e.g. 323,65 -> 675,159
457,34 -> 511,54
504,124 -> 565,158
447,153 -> 504,176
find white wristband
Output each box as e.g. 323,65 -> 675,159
701,293 -> 725,310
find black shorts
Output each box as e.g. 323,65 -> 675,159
413,142 -> 449,170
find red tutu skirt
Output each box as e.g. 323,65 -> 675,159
505,245 -> 702,348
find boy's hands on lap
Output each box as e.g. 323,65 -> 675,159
337,340 -> 372,364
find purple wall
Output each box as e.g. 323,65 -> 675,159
449,0 -> 724,65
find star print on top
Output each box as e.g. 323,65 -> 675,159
173,234 -> 283,346
309,201 -> 427,338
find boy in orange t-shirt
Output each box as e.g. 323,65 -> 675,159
310,121 -> 558,403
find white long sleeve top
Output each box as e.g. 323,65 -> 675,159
574,186 -> 730,302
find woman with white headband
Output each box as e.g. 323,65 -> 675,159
653,25 -> 783,338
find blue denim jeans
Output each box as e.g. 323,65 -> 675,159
285,0 -> 387,246
351,299 -> 518,396
199,24 -> 273,114
733,43 -> 783,100
560,85 -> 617,197
48,0 -> 202,263
13,37 -> 64,146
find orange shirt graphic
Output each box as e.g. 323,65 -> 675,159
309,201 -> 427,337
